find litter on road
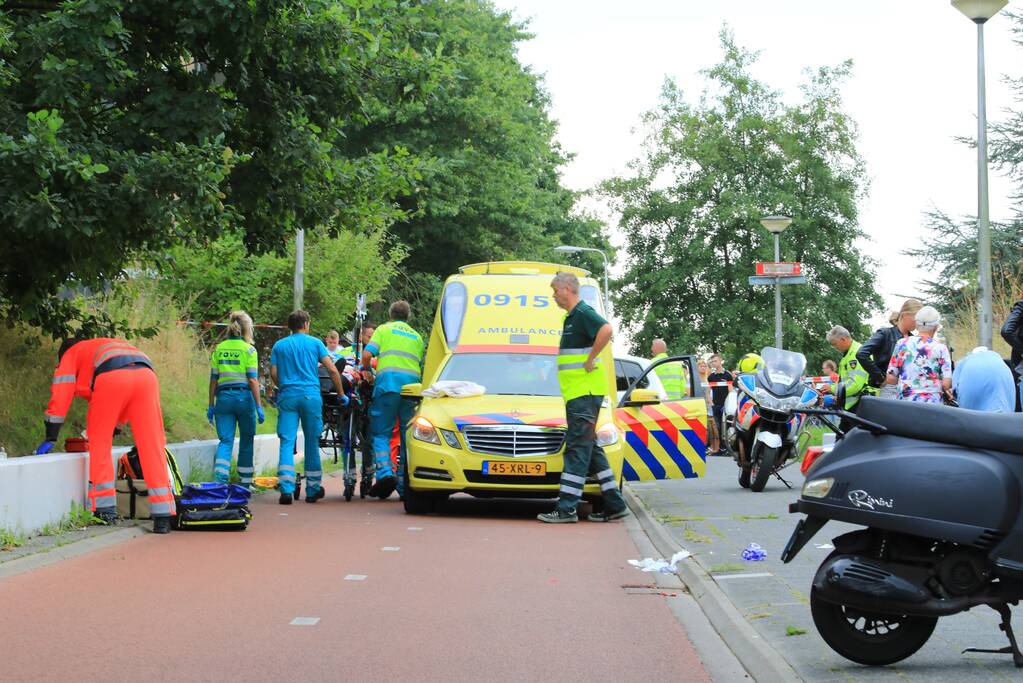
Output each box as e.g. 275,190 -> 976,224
344,574 -> 367,581
628,550 -> 691,573
741,543 -> 767,561
381,546 -> 400,552
289,617 -> 320,626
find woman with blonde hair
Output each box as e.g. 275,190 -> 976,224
885,306 -> 953,404
207,310 -> 265,488
857,298 -> 923,399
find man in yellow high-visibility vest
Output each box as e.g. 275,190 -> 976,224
650,339 -> 687,400
362,301 -> 424,500
538,272 -> 629,524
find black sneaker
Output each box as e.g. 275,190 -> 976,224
369,475 -> 397,500
279,492 -> 293,505
93,509 -> 116,526
306,487 -> 325,503
588,507 -> 631,522
152,516 -> 172,534
537,509 -> 578,524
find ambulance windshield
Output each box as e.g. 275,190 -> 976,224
439,353 -> 561,396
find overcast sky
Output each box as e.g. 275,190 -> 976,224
493,0 -> 1020,326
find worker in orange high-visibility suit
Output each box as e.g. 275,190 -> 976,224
37,338 -> 177,533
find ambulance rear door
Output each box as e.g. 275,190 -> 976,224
615,355 -> 707,481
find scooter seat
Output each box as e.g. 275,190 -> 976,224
856,396 -> 1023,455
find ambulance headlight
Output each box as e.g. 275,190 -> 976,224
595,423 -> 619,447
412,417 -> 441,445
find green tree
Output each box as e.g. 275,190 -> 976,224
907,12 -> 1023,317
0,0 -> 427,336
346,0 -> 609,317
602,31 -> 880,366
158,228 -> 405,333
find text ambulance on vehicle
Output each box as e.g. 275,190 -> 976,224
399,261 -> 708,514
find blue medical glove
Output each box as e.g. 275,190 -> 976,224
339,394 -> 350,407
822,394 -> 836,408
206,405 -> 215,424
256,405 -> 266,424
35,440 -> 55,455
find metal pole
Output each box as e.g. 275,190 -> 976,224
976,21 -> 993,349
774,233 -> 782,349
293,228 -> 304,311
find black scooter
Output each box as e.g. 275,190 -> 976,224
783,393 -> 1023,668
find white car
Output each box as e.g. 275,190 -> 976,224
613,353 -> 669,404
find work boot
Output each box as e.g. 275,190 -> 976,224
152,516 -> 172,534
369,475 -> 397,500
305,487 -> 325,503
92,509 -> 116,526
587,507 -> 631,522
537,509 -> 578,524
279,492 -> 293,505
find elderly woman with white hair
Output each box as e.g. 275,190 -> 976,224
884,305 -> 953,404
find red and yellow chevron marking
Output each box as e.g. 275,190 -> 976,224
615,399 -> 707,481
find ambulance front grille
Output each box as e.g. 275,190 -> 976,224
462,426 -> 566,457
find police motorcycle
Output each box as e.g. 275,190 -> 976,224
724,347 -> 817,492
783,394 -> 1023,669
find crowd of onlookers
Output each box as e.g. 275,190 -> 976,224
692,293 -> 1023,455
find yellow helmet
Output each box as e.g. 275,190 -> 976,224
738,353 -> 764,373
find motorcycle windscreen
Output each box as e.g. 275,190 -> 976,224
615,397 -> 707,480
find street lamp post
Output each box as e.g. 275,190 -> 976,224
553,245 -> 611,315
759,215 -> 793,350
952,0 -> 1007,348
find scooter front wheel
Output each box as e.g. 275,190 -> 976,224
810,587 -> 937,666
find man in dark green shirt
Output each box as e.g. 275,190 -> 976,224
538,271 -> 629,524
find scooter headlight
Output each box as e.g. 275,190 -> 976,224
596,423 -> 619,447
412,416 -> 441,445
802,477 -> 834,499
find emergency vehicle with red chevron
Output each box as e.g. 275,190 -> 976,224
399,261 -> 706,512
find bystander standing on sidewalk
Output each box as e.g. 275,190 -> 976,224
707,354 -> 733,456
858,298 -> 922,399
696,358 -> 720,456
885,306 -> 953,404
1000,290 -> 1023,411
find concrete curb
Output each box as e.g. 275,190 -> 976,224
0,525 -> 147,582
624,485 -> 802,683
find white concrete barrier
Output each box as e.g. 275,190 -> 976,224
0,432 -> 307,537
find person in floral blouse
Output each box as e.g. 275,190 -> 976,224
884,305 -> 953,403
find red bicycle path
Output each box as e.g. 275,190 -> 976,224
1,483 -> 712,682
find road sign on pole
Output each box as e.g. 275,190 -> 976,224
748,275 -> 807,286
756,262 -> 802,276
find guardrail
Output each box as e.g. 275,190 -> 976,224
0,432 -> 307,537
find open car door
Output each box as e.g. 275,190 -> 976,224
615,355 -> 707,481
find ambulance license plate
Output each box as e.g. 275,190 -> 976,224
481,461 -> 547,476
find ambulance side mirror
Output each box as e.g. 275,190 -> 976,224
401,383 -> 423,399
625,388 -> 660,407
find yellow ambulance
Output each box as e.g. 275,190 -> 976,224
399,261 -> 707,513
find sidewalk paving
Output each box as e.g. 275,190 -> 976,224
632,456 -> 1021,681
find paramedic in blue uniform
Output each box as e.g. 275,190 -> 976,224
270,310 -> 344,504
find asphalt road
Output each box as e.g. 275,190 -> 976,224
632,455 -> 1022,682
1,476 -> 714,683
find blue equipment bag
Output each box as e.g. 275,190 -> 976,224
174,483 -> 252,531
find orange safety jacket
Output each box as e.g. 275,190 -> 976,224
45,339 -> 152,433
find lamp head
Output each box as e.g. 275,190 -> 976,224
952,0 -> 1008,23
553,245 -> 583,254
759,215 -> 792,234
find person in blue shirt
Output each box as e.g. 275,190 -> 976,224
324,330 -> 345,364
953,346 -> 1015,413
270,310 -> 344,504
